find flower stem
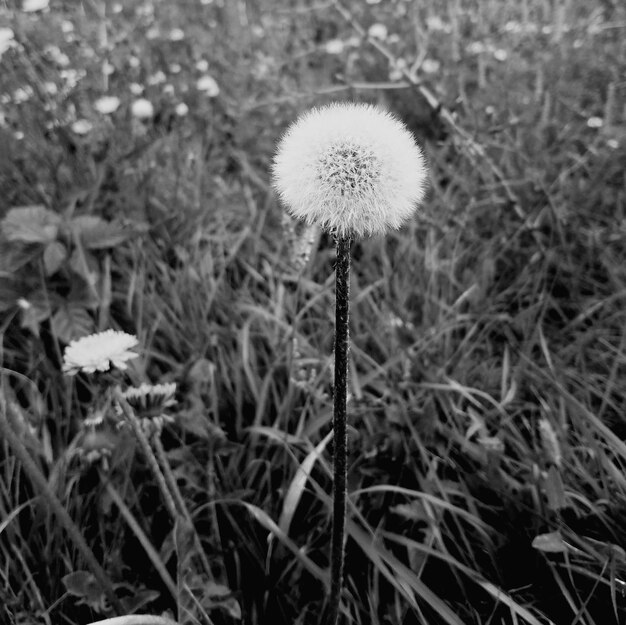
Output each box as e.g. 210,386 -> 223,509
326,234 -> 351,625
0,399 -> 123,614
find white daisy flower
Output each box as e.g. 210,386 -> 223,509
119,382 -> 177,434
62,330 -> 139,375
131,98 -> 154,119
272,102 -> 428,238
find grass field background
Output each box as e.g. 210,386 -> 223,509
1,0 -> 625,623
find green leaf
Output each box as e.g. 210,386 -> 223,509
51,305 -> 94,343
62,570 -> 107,611
1,205 -> 61,244
43,241 -> 67,276
70,215 -> 131,249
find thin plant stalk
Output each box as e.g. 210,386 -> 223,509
114,391 -> 179,523
0,400 -> 124,614
326,234 -> 352,625
151,433 -> 214,581
99,471 -> 177,600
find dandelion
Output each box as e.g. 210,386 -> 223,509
118,383 -> 176,435
94,95 -> 121,114
196,75 -> 220,96
272,102 -> 427,238
421,58 -> 441,74
22,0 -> 49,12
129,82 -> 144,95
175,102 -> 189,116
131,98 -> 154,119
168,28 -> 185,41
325,39 -> 345,55
493,49 -> 508,62
368,23 -> 388,41
62,330 -> 139,375
273,102 -> 427,625
147,70 -> 166,86
71,119 -> 93,135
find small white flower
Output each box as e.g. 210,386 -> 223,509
175,102 -> 189,116
61,20 -> 74,34
607,139 -> 619,149
148,70 -> 166,85
170,63 -> 182,74
0,28 -> 15,58
368,23 -> 388,41
22,0 -> 49,12
63,330 -> 139,375
13,86 -> 33,103
102,61 -> 115,76
146,27 -> 160,40
44,81 -> 58,95
112,3 -> 123,13
128,56 -> 141,68
325,39 -> 345,55
131,98 -> 154,119
129,82 -> 144,95
421,58 -> 441,74
71,119 -> 93,135
163,84 -> 175,96
467,41 -> 486,55
94,95 -> 121,114
426,16 -> 451,33
196,75 -> 219,96
493,49 -> 508,62
195,59 -> 209,72
587,116 -> 603,129
273,102 -> 428,238
169,28 -> 185,41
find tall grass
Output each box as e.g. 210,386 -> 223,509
1,0 -> 625,624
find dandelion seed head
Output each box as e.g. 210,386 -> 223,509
272,102 -> 428,237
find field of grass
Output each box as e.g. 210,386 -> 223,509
1,0 -> 625,623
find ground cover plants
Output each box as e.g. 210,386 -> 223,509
1,0 -> 625,624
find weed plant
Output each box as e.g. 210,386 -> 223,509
0,1 -> 625,624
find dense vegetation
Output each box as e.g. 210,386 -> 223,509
1,0 -> 625,624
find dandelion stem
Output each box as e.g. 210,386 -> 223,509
114,391 -> 179,523
0,399 -> 123,614
326,234 -> 351,625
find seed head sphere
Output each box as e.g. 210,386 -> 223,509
272,102 -> 428,238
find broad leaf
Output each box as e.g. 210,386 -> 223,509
1,205 -> 61,244
51,305 -> 93,343
532,531 -> 568,553
43,241 -> 67,276
70,215 -> 130,249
